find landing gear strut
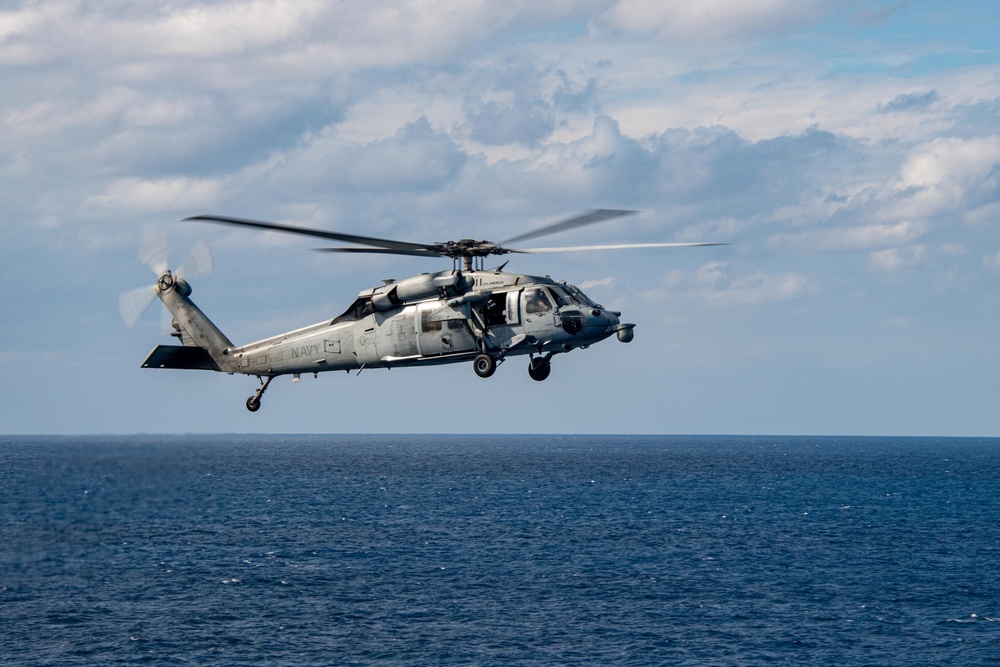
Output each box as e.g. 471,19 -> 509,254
246,375 -> 274,412
528,353 -> 552,382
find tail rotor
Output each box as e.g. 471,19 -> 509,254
119,236 -> 213,328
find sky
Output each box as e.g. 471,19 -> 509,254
2,0 -> 1000,436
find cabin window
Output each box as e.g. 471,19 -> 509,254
421,309 -> 443,332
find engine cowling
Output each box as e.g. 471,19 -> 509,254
367,270 -> 474,311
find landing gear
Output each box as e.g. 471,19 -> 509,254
246,375 -> 274,412
528,354 -> 551,382
473,353 -> 497,378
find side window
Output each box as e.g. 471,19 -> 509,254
524,288 -> 553,314
420,308 -> 442,332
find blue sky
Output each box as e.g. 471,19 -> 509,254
2,1 -> 1000,435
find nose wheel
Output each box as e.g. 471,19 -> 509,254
528,354 -> 551,382
246,375 -> 274,412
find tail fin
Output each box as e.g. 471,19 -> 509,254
142,344 -> 219,370
141,273 -> 236,372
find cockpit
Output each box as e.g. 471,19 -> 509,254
523,284 -> 599,314
524,287 -> 554,314
515,282 -> 615,339
559,283 -> 601,308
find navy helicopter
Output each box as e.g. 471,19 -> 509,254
121,210 -> 721,412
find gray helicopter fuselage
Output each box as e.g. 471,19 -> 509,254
218,268 -> 632,377
133,209 -> 719,411
129,208 -> 732,413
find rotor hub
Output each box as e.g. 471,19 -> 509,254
157,271 -> 175,293
433,239 -> 506,260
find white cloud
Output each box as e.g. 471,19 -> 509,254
664,261 -> 810,308
771,221 -> 929,252
868,245 -> 925,273
1,1 -> 599,69
899,136 -> 1000,189
578,276 -> 615,289
596,42 -> 1000,145
983,250 -> 1000,271
81,177 -> 221,216
0,2 -> 73,65
241,117 -> 467,196
598,0 -> 828,41
938,243 -> 968,257
876,135 -> 1000,223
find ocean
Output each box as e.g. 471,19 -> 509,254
2,435 -> 999,666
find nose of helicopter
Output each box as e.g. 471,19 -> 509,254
556,307 -> 634,344
576,308 -> 620,340
589,308 -> 635,343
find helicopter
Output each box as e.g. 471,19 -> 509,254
122,210 -> 722,412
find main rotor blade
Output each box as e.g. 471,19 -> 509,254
185,214 -> 436,254
314,247 -> 445,258
501,209 -> 637,246
510,242 -> 728,253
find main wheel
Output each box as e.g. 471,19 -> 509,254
528,357 -> 551,382
246,396 -> 261,412
473,354 -> 497,378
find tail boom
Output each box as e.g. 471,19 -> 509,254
145,273 -> 237,373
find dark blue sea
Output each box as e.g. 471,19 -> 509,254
2,435 -> 1000,666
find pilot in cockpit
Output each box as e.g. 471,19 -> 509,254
525,289 -> 552,314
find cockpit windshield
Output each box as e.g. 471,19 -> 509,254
548,286 -> 574,308
563,284 -> 601,308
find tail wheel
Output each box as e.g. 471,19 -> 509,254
245,375 -> 273,412
473,353 -> 497,378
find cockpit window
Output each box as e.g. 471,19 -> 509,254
524,288 -> 553,314
549,286 -> 574,308
565,284 -> 600,308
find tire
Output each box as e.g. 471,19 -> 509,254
246,396 -> 261,412
473,354 -> 497,378
528,358 -> 551,382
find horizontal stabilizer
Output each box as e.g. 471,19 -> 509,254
142,345 -> 219,371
